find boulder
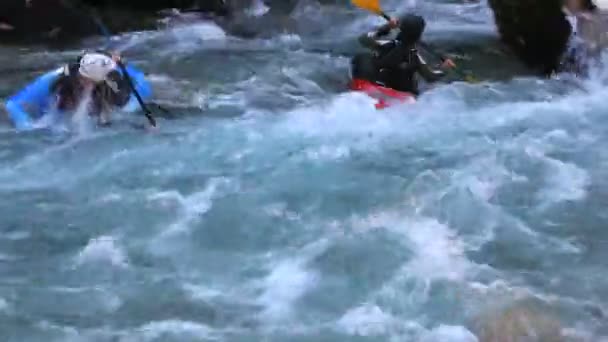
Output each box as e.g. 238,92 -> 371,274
0,0 -> 232,45
0,0 -> 99,45
488,0 -> 572,74
488,0 -> 608,74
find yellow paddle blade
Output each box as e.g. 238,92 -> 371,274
351,0 -> 383,14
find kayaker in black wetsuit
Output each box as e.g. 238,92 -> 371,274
351,14 -> 455,95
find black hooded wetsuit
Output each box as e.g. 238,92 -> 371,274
352,15 -> 445,95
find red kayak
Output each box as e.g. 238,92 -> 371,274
349,78 -> 416,109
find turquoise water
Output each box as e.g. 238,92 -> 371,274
1,0 -> 608,341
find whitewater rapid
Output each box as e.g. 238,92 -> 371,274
1,0 -> 608,341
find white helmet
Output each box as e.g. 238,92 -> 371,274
78,53 -> 117,83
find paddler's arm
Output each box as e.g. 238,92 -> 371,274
416,53 -> 447,82
4,100 -> 33,131
105,70 -> 132,108
358,21 -> 397,50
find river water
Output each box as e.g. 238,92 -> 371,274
1,0 -> 608,341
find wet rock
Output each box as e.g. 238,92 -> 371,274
473,303 -> 566,342
0,0 -> 371,45
488,0 -> 572,74
488,0 -> 608,74
0,0 -> 233,45
0,0 -> 99,45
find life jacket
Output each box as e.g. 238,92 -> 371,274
374,41 -> 421,93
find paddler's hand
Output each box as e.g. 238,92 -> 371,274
388,17 -> 399,29
441,58 -> 456,69
110,52 -> 122,63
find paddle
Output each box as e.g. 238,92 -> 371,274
351,0 -> 391,21
351,0 -> 478,83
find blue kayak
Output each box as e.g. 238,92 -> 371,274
5,64 -> 152,130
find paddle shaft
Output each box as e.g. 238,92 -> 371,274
378,11 -> 391,21
85,7 -> 158,126
116,61 -> 156,127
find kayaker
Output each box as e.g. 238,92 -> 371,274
5,51 -> 151,130
352,14 -> 455,95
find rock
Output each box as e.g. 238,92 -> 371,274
473,303 -> 566,342
488,0 -> 572,74
0,0 -> 233,45
0,0 -> 99,45
488,0 -> 608,74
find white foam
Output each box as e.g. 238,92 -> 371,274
263,202 -> 301,221
258,259 -> 318,321
182,283 -> 223,302
420,325 -> 479,342
70,90 -> 96,136
136,320 -> 217,341
539,155 -> 590,204
2,231 -> 30,240
517,134 -> 590,207
277,92 -> 394,141
170,22 -> 227,41
100,289 -> 123,313
98,192 -> 123,203
596,0 -> 608,9
337,304 -> 398,337
353,212 -> 470,282
246,0 -> 270,16
149,177 -> 232,236
0,297 -> 10,313
304,145 -> 351,161
403,217 -> 470,282
76,235 -> 128,268
114,21 -> 226,54
275,34 -> 303,45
